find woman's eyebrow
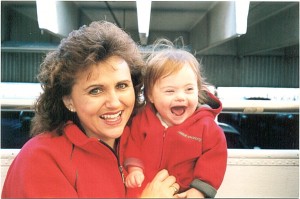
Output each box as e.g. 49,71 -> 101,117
83,84 -> 103,91
84,79 -> 132,90
118,80 -> 132,83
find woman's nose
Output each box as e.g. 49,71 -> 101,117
105,91 -> 121,108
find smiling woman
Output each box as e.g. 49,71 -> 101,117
62,56 -> 135,147
1,20 -> 179,198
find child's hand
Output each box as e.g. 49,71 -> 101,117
125,169 -> 145,188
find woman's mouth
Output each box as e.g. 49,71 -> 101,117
100,111 -> 122,123
171,106 -> 186,116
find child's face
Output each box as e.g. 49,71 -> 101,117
149,64 -> 199,126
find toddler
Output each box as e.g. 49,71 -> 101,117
124,39 -> 227,198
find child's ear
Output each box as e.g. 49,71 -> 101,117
62,95 -> 76,112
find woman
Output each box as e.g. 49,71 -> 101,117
1,21 -> 179,198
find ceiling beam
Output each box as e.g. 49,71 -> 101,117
237,5 -> 299,56
104,1 -> 122,28
191,1 -> 249,55
36,0 -> 78,37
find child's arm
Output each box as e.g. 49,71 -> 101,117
191,121 -> 228,198
125,166 -> 145,188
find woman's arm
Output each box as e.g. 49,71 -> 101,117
2,139 -> 78,198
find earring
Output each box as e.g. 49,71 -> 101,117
68,106 -> 75,112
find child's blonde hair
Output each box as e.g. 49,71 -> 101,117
143,38 -> 209,104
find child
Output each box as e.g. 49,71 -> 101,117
124,39 -> 227,198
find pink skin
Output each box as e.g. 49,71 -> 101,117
63,56 -> 135,148
149,64 -> 199,127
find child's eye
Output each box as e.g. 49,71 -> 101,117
89,88 -> 102,95
165,90 -> 174,93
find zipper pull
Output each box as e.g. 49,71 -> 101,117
119,165 -> 125,184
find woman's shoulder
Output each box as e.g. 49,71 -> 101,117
17,132 -> 71,161
25,132 -> 67,147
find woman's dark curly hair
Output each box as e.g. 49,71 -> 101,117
31,21 -> 144,136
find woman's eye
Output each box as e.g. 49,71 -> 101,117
117,83 -> 128,89
89,88 -> 102,95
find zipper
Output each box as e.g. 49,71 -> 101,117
159,129 -> 167,168
99,139 -> 126,185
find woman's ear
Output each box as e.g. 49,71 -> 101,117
62,96 -> 76,112
148,94 -> 154,103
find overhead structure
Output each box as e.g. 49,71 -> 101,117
136,0 -> 152,45
191,1 -> 250,54
2,1 -> 298,56
36,0 -> 78,37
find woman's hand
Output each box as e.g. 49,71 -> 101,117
140,169 -> 180,198
175,188 -> 204,198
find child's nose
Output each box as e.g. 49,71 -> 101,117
175,91 -> 185,101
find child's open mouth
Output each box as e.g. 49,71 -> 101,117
171,106 -> 186,116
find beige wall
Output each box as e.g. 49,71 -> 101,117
1,149 -> 299,197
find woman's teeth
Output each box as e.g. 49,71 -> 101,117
100,111 -> 122,120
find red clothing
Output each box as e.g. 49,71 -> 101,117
2,122 -> 128,198
124,92 -> 227,197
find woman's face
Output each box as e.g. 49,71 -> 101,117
63,56 -> 135,147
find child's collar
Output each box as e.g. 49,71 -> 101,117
156,112 -> 169,128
